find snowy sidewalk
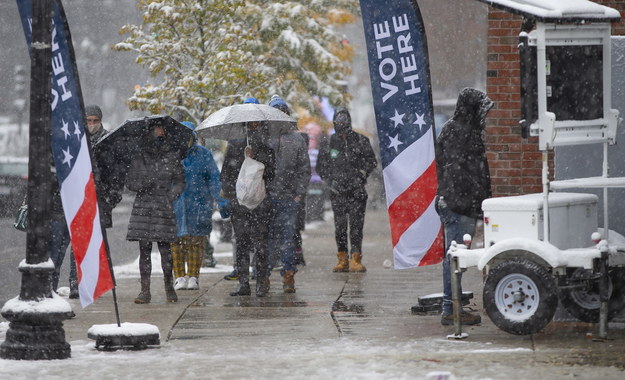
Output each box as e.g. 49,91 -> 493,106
2,208 -> 625,379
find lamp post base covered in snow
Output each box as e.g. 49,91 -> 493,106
0,262 -> 74,360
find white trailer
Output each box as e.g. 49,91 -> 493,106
455,0 -> 625,337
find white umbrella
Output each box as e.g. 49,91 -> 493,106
196,103 -> 297,140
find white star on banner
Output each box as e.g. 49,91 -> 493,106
388,134 -> 403,152
61,119 -> 71,139
390,109 -> 405,128
62,147 -> 73,167
73,120 -> 81,140
413,113 -> 427,129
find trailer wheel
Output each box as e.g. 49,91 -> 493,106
483,258 -> 558,335
558,268 -> 625,323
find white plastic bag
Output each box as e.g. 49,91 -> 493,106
236,155 -> 266,209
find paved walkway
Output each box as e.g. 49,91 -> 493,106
4,208 -> 625,378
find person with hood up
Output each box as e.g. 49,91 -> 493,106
221,96 -> 276,297
172,122 -> 229,291
317,107 -> 377,272
435,87 -> 494,326
126,122 -> 186,304
266,95 -> 310,293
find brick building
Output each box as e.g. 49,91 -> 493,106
483,0 -> 625,196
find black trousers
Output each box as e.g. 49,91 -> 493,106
231,199 -> 272,283
330,188 -> 368,254
138,241 -> 173,282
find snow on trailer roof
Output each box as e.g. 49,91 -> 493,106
477,0 -> 621,23
482,192 -> 598,211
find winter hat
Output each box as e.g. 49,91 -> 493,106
181,121 -> 196,130
85,104 -> 102,120
268,94 -> 290,115
243,94 -> 260,104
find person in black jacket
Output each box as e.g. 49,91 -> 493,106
435,87 -> 493,326
126,123 -> 186,304
220,120 -> 275,297
317,107 -> 377,272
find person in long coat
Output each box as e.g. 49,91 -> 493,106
172,122 -> 228,291
126,123 -> 186,304
435,87 -> 493,326
317,107 -> 377,272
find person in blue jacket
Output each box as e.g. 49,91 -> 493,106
172,121 -> 229,290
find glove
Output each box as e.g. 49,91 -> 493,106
219,202 -> 231,219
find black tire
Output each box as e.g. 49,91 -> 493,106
558,267 -> 625,323
483,258 -> 558,335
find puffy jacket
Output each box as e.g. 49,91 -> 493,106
126,143 -> 186,242
435,88 -> 493,218
173,144 -> 228,237
317,108 -> 377,194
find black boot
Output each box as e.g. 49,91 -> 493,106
230,273 -> 251,296
69,278 -> 79,299
135,278 -> 151,304
256,276 -> 270,297
164,276 -> 178,302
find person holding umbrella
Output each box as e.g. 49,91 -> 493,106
171,121 -> 229,291
126,121 -> 186,304
220,99 -> 276,297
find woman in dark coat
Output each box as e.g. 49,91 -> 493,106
126,124 -> 186,304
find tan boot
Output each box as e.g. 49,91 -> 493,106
332,251 -> 349,272
283,270 -> 296,293
349,252 -> 366,272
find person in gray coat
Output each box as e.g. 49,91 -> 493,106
126,123 -> 186,304
266,95 -> 310,293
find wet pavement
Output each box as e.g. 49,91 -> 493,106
2,207 -> 625,379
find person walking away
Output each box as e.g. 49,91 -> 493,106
126,122 -> 186,304
266,95 -> 310,293
435,88 -> 494,326
317,107 -> 377,272
172,121 -> 229,291
221,117 -> 275,297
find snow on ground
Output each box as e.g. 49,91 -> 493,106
0,336 -> 621,380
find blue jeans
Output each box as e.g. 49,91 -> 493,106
438,202 -> 477,315
269,198 -> 300,275
49,218 -> 77,291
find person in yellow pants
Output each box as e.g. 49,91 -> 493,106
173,121 -> 229,290
172,236 -> 205,289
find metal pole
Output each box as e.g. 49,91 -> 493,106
0,0 -> 73,360
450,256 -> 464,337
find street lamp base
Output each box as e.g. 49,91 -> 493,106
0,314 -> 74,360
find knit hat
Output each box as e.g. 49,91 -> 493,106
181,121 -> 195,130
268,94 -> 290,115
243,96 -> 260,104
85,104 -> 102,120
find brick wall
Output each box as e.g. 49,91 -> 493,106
484,1 -> 625,197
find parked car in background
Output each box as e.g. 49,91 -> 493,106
0,156 -> 28,217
